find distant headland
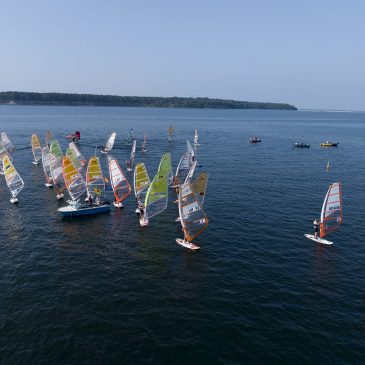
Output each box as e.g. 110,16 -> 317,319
0,91 -> 297,110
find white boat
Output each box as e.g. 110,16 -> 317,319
134,163 -> 150,213
41,146 -> 54,187
31,134 -> 42,165
101,132 -> 116,154
305,182 -> 342,245
126,139 -> 136,172
176,181 -> 209,250
2,154 -> 24,203
194,129 -> 201,146
108,157 -> 131,208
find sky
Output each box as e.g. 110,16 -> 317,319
0,0 -> 364,110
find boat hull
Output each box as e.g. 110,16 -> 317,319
58,204 -> 110,217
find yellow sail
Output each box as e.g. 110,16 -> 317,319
31,134 -> 42,163
86,156 -> 105,198
62,156 -> 86,201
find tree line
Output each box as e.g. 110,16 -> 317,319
0,91 -> 297,110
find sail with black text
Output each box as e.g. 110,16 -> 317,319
2,154 -> 24,203
31,134 -> 42,165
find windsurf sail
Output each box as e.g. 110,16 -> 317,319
69,142 -> 86,170
86,156 -> 105,199
130,139 -> 137,166
41,146 -> 53,184
31,134 -> 42,163
320,182 -> 342,238
49,141 -> 66,195
1,132 -> 15,155
62,156 -> 86,201
192,172 -> 208,206
104,132 -> 116,152
66,147 -> 81,171
134,163 -> 150,202
173,152 -> 191,186
186,140 -> 195,163
158,152 -> 173,186
178,182 -> 209,242
45,130 -> 53,146
2,154 -> 24,199
108,158 -> 131,203
142,130 -> 147,152
144,163 -> 168,220
194,129 -> 199,145
184,160 -> 197,185
168,126 -> 174,141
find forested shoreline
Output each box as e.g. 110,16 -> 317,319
0,91 -> 297,110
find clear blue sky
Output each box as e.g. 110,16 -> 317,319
0,0 -> 364,110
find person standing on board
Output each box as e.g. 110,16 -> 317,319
313,219 -> 320,238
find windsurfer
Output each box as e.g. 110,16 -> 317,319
126,159 -> 131,169
89,195 -> 93,207
313,219 -> 319,238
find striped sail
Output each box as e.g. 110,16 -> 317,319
105,132 -> 116,151
62,156 -> 86,201
1,132 -> 15,155
31,134 -> 42,163
86,156 -> 105,198
178,182 -> 208,242
41,146 -> 53,184
108,158 -> 131,203
320,182 -> 342,238
49,140 -> 65,193
192,172 -> 208,206
134,163 -> 150,201
2,154 -> 24,199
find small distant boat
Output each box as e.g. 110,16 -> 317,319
294,142 -> 310,148
250,137 -> 261,143
305,182 -> 342,245
2,154 -> 24,204
176,181 -> 209,250
320,141 -> 339,147
101,132 -> 116,154
31,134 -> 42,165
126,139 -> 137,172
66,130 -> 80,142
194,129 -> 201,146
108,157 -> 131,208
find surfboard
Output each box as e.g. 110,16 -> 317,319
304,234 -> 333,245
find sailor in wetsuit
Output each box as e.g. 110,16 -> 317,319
313,219 -> 320,238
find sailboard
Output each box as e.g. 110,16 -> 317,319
139,156 -> 169,226
45,130 -> 53,147
41,146 -> 54,187
127,139 -> 137,171
176,181 -> 209,250
101,132 -> 116,154
2,154 -> 24,203
31,134 -> 42,165
86,156 -> 105,201
49,140 -> 66,199
134,162 -> 150,213
1,132 -> 15,155
194,129 -> 201,146
108,157 -> 131,208
305,182 -> 342,245
141,130 -> 147,152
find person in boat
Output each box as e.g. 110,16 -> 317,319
313,219 -> 320,238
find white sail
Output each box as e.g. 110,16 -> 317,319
173,152 -> 191,187
184,160 -> 197,185
31,134 -> 42,163
108,158 -> 131,204
49,152 -> 66,195
194,129 -> 199,145
41,146 -> 53,185
2,154 -> 24,199
131,139 -> 137,165
1,132 -> 15,155
186,140 -> 195,163
105,132 -> 116,152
